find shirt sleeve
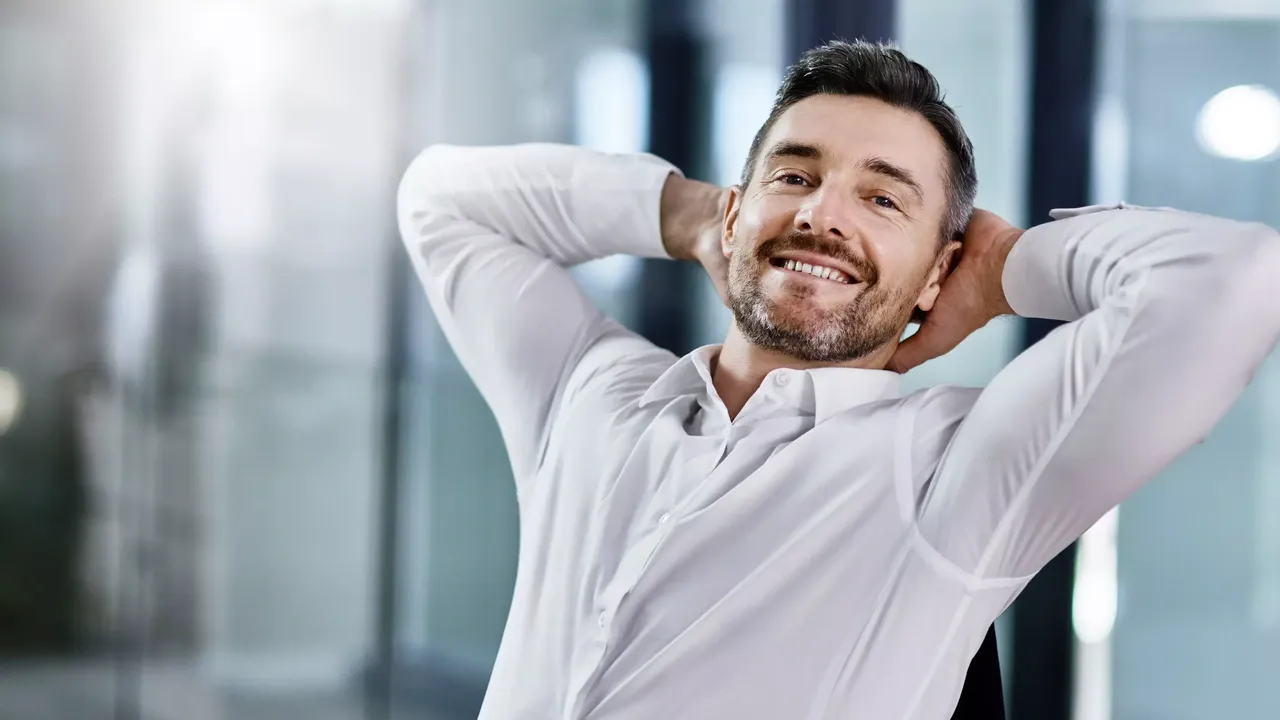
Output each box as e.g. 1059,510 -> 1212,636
396,143 -> 677,485
912,204 -> 1280,582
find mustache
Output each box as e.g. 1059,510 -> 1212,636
756,232 -> 878,284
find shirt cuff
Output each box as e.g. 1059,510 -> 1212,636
570,151 -> 682,261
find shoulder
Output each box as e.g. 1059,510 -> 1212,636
536,320 -> 675,484
560,318 -> 676,414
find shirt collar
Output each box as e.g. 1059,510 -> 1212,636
639,345 -> 719,408
639,345 -> 903,422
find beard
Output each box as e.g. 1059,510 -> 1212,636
726,232 -> 918,363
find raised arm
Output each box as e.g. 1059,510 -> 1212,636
907,205 -> 1280,581
396,143 -> 722,485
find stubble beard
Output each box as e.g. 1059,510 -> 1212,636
726,248 -> 915,364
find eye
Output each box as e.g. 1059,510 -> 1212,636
775,172 -> 811,187
872,195 -> 901,211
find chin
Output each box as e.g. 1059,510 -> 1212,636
763,287 -> 851,326
733,291 -> 911,366
763,298 -> 831,330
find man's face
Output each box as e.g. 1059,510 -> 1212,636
723,94 -> 958,364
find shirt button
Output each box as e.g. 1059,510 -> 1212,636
597,611 -> 607,628
658,512 -> 671,525
774,372 -> 791,387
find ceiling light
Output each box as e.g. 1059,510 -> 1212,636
1195,84 -> 1280,162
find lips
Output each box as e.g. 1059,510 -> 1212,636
756,234 -> 874,287
768,256 -> 853,284
766,245 -> 868,284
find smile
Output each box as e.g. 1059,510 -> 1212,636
768,257 -> 854,284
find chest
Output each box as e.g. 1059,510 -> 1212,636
527,394 -> 909,610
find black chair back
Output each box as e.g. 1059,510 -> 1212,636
950,624 -> 1005,719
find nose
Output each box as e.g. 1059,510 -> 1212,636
793,186 -> 853,240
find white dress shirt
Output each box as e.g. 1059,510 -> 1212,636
397,143 -> 1280,719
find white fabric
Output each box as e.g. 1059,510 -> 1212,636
397,143 -> 1280,719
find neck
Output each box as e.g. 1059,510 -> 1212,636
712,324 -> 898,420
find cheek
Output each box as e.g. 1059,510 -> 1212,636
735,197 -> 793,245
870,237 -> 937,287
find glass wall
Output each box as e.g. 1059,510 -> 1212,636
1081,2 -> 1280,719
1,0 -> 409,718
896,0 -> 1030,392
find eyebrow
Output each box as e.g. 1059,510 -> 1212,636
860,156 -> 925,207
763,140 -> 825,166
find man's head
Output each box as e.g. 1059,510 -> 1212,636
722,40 -> 977,365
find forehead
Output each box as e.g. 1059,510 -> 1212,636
760,94 -> 949,202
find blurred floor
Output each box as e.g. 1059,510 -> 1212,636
0,661 -> 450,720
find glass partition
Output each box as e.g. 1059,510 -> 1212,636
1079,3 -> 1280,719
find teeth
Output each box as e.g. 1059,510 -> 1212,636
777,258 -> 851,284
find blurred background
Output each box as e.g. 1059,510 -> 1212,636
0,0 -> 1278,718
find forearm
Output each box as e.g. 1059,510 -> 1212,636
660,174 -> 727,262
402,143 -> 678,268
1003,206 -> 1280,325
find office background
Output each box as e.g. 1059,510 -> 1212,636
0,0 -> 1278,718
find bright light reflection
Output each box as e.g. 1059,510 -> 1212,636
712,64 -> 782,186
0,369 -> 23,436
574,48 -> 649,154
1073,507 -> 1119,643
1195,84 -> 1280,162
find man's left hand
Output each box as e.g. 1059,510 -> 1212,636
887,210 -> 1022,374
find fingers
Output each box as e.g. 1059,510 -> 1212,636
887,321 -> 965,374
886,332 -> 928,374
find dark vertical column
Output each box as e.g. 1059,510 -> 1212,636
1011,1 -> 1100,719
369,24 -> 416,720
637,0 -> 708,355
785,0 -> 896,63
370,245 -> 410,720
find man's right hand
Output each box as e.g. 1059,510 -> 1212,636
660,174 -> 732,305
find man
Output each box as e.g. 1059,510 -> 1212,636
397,40 -> 1280,719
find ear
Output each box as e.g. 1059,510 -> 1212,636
914,240 -> 962,314
721,185 -> 744,259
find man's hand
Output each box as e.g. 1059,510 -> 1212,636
887,210 -> 1023,374
660,174 -> 732,303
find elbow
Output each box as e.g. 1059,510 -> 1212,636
1137,219 -> 1280,341
1197,221 -> 1280,340
1244,223 -> 1280,334
397,144 -> 466,222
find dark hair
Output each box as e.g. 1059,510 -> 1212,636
741,39 -> 977,243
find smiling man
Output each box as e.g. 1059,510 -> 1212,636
725,103 -> 954,371
398,41 -> 1280,719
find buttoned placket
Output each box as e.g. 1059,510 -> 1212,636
591,429 -> 726,631
566,398 -> 734,719
571,373 -> 810,718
